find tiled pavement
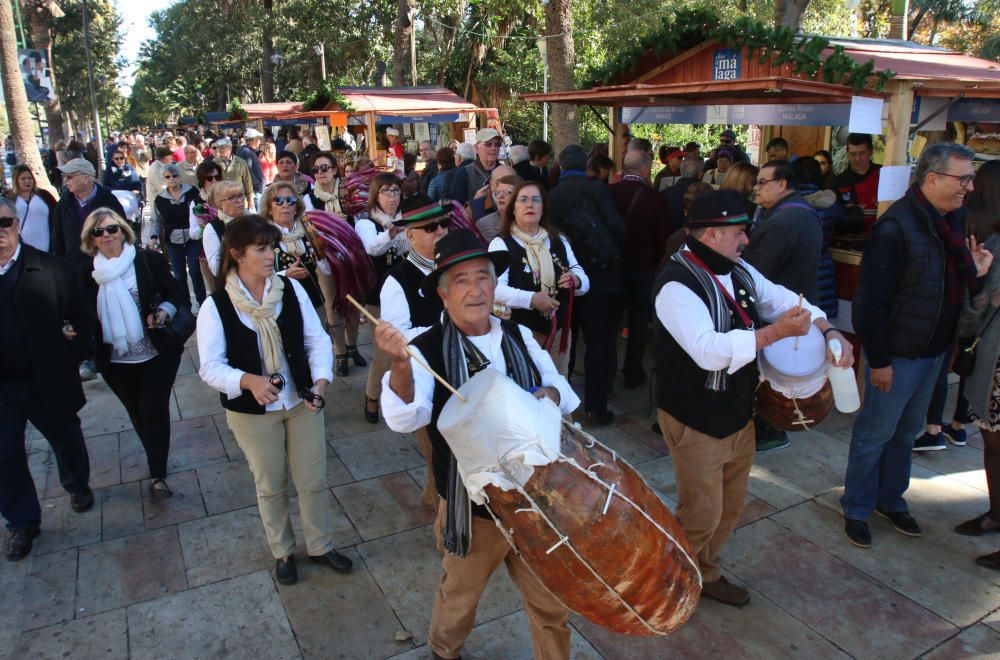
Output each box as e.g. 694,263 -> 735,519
3,326 -> 1000,660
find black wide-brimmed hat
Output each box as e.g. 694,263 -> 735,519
394,197 -> 451,228
421,229 -> 509,297
685,189 -> 752,229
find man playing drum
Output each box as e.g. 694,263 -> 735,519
376,229 -> 580,660
653,190 -> 853,607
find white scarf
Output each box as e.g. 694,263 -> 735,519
224,271 -> 286,375
313,179 -> 342,214
278,220 -> 307,257
92,243 -> 146,355
371,208 -> 400,230
510,225 -> 556,291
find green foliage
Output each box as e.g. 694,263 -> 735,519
301,79 -> 357,112
227,99 -> 248,120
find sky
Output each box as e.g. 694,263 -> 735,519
116,0 -> 175,96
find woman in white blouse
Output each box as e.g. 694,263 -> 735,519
196,214 -> 352,586
7,165 -> 56,252
489,181 -> 589,375
200,180 -> 247,281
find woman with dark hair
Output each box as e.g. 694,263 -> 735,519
102,151 -> 142,194
951,161 -> 1000,570
5,164 -> 56,252
813,149 -> 836,189
307,151 -> 346,217
196,215 -> 350,585
357,172 -> 408,422
427,148 -> 458,202
154,163 -> 205,305
188,159 -> 226,293
488,180 -> 589,374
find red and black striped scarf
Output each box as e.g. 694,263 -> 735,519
912,185 -> 980,304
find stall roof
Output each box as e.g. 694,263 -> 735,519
328,86 -> 481,114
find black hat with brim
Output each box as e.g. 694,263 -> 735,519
685,189 -> 752,229
420,228 -> 509,297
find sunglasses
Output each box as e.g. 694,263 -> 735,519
0,216 -> 16,228
314,164 -> 334,173
163,174 -> 178,179
417,219 -> 451,233
273,195 -> 298,206
113,157 -> 125,162
91,224 -> 122,237
204,174 -> 222,182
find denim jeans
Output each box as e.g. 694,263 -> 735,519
841,353 -> 945,520
166,240 -> 206,305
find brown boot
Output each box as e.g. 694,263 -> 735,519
701,575 -> 750,607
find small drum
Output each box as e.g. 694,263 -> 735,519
438,370 -> 701,636
757,325 -> 833,431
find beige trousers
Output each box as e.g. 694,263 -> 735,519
428,499 -> 571,660
226,404 -> 334,559
316,270 -> 360,355
657,409 -> 755,582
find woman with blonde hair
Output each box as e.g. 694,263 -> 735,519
81,208 -> 189,500
719,161 -> 759,218
261,182 -> 325,311
202,180 -> 248,279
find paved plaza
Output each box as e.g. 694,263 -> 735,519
2,324 -> 1000,659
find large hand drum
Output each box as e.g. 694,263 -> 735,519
438,370 -> 701,636
757,324 -> 833,431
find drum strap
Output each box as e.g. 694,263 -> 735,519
682,251 -> 754,328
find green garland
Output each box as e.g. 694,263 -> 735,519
228,99 -> 248,121
302,79 -> 357,113
587,7 -> 894,93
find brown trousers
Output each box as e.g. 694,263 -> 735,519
428,499 -> 571,660
657,410 -> 755,582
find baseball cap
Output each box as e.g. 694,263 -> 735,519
476,128 -> 501,144
244,128 -> 263,139
58,158 -> 96,177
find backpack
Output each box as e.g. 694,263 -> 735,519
561,189 -> 620,272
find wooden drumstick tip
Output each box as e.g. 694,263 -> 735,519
344,294 -> 468,403
794,293 -> 804,351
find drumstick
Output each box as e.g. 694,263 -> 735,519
794,293 -> 804,351
345,294 -> 467,403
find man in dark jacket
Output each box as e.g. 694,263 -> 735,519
514,139 -> 552,188
0,199 -> 94,561
609,150 -> 673,388
548,144 -> 626,425
238,129 -> 266,211
842,143 -> 992,549
53,158 -> 127,266
662,155 -> 705,225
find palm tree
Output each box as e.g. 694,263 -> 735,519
544,0 -> 578,153
774,0 -> 811,29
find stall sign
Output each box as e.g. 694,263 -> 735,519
375,113 -> 459,124
947,99 -> 1000,123
621,103 -> 850,126
620,106 -> 706,124
712,49 -> 741,81
910,97 -> 948,131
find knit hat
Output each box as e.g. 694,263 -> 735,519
685,189 -> 751,228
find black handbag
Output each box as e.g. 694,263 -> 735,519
139,250 -> 196,351
954,306 -> 1000,377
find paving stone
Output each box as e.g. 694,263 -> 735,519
128,571 -> 299,660
78,380 -> 135,436
15,608 -> 128,660
178,507 -> 272,587
140,469 -> 206,530
359,526 -> 522,646
99,482 -> 146,541
212,412 -> 244,462
334,472 -> 435,541
587,424 -> 666,466
172,372 -> 227,420
197,460 -> 257,516
118,428 -> 148,483
289,493 -> 362,551
175,349 -> 197,377
634,455 -> 678,502
747,429 -> 849,509
77,527 -> 187,615
334,428 -> 425,481
165,415 -> 228,473
0,559 -> 29,656
278,547 -> 404,659
735,493 -> 778,528
27,450 -> 49,496
45,433 -> 120,498
324,448 -> 355,487
725,518 -> 957,657
617,413 -> 668,452
21,548 -> 77,631
325,394 -> 390,439
32,495 -> 102,556
986,608 -> 1000,635
923,624 -> 1000,658
913,444 -> 989,494
408,465 -> 428,490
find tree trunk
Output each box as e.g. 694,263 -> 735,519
774,0 -> 811,29
544,0 -> 578,153
261,0 -> 274,102
24,3 -> 64,145
393,0 -> 414,85
0,0 -> 51,190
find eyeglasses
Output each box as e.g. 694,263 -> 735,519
273,195 -> 298,206
224,193 -> 246,203
91,224 -> 122,237
515,195 -> 543,204
113,157 -> 125,162
418,219 -> 451,233
204,174 -> 222,182
379,188 -> 402,197
719,139 -> 733,145
933,171 -> 975,188
314,164 -> 334,173
163,174 -> 178,180
0,216 -> 16,228
754,178 -> 775,187
495,190 -> 513,199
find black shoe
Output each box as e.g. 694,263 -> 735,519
347,345 -> 367,367
364,396 -> 379,424
913,432 -> 947,452
954,512 -> 1000,536
651,421 -> 661,435
149,479 -> 173,502
310,549 -> 354,573
975,551 -> 1000,571
584,410 -> 615,427
4,527 -> 40,561
844,517 -> 872,548
623,372 -> 647,389
275,555 -> 297,585
70,488 -> 94,513
335,355 -> 349,378
875,508 -> 922,537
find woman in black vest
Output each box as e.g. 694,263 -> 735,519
189,160 -> 225,293
196,215 -> 351,585
153,163 -> 205,305
489,181 -> 589,375
261,181 -> 326,310
81,208 -> 188,501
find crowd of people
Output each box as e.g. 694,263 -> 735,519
2,120 -> 999,660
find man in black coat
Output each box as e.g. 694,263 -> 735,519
0,199 -> 94,561
548,144 -> 626,426
52,158 -> 126,266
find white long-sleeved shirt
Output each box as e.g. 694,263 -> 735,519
380,259 -> 433,341
654,249 -> 826,374
488,234 -> 590,310
197,277 -> 333,412
381,316 -> 580,433
203,223 -> 223,276
354,212 -> 409,257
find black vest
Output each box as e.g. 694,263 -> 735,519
209,218 -> 226,244
366,222 -> 403,306
502,235 -> 571,335
384,259 -> 443,329
273,238 -> 324,310
0,258 -> 31,377
411,320 -> 537,520
212,277 -> 312,415
653,261 -> 761,439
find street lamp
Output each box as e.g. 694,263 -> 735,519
536,38 -> 549,142
313,43 -> 327,81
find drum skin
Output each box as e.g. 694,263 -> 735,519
483,424 -> 701,636
756,379 -> 834,432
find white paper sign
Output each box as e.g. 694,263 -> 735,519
463,128 -> 477,145
314,125 -> 331,151
414,122 -> 430,143
877,165 -> 911,202
849,96 -> 884,135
